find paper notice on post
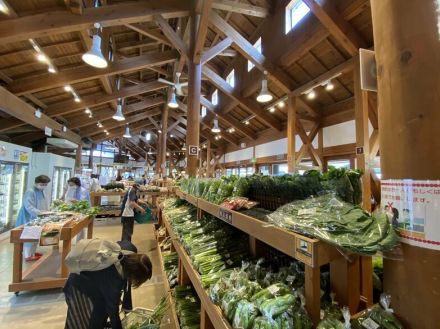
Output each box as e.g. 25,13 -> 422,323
20,226 -> 43,240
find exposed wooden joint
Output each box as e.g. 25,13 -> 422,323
193,0 -> 213,63
212,0 -> 268,18
154,14 -> 189,58
201,37 -> 233,64
125,24 -> 173,47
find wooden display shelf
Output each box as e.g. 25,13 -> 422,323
97,209 -> 120,216
177,190 -> 340,268
156,240 -> 180,329
9,215 -> 94,293
163,215 -> 232,329
91,191 -> 126,197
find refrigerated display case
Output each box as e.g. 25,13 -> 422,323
11,164 -> 29,222
51,167 -> 72,203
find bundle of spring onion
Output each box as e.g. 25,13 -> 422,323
174,286 -> 201,329
163,252 -> 178,288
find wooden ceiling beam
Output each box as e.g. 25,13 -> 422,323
302,0 -> 366,55
154,15 -> 189,58
125,24 -> 173,47
212,0 -> 268,18
46,81 -> 166,118
200,96 -> 257,139
94,120 -> 154,143
202,65 -> 282,131
201,37 -> 233,64
81,107 -> 164,137
0,1 -> 190,45
0,87 -> 81,144
201,121 -> 238,146
193,0 -> 213,63
117,39 -> 160,52
71,99 -> 165,130
8,50 -> 178,96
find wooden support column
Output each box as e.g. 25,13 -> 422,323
354,55 -> 372,211
206,141 -> 211,177
161,106 -> 169,178
75,144 -> 82,173
156,135 -> 162,175
287,96 -> 297,173
88,143 -> 96,170
371,1 -> 440,328
186,6 -> 201,177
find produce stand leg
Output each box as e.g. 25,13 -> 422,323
249,237 -> 265,257
12,242 -> 23,284
178,258 -> 191,286
330,256 -> 361,314
61,238 -> 72,278
200,305 -> 215,329
304,265 -> 321,325
87,219 -> 94,239
360,256 -> 373,307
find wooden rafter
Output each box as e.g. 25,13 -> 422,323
193,0 -> 213,63
211,0 -> 268,18
154,15 -> 189,58
125,24 -> 173,47
201,37 -> 233,64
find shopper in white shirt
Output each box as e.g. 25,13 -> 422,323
120,183 -> 146,242
89,174 -> 101,193
64,177 -> 91,241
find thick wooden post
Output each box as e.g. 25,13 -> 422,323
186,7 -> 201,177
354,56 -> 372,211
88,143 -> 95,170
161,105 -> 169,178
156,132 -> 162,175
287,96 -> 296,173
371,1 -> 440,328
75,144 -> 82,173
206,141 -> 211,177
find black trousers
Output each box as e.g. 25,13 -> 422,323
121,216 -> 134,242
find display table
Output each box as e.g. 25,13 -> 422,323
91,191 -> 125,216
8,215 -> 94,294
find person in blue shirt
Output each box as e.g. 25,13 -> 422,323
16,175 -> 51,262
64,177 -> 91,242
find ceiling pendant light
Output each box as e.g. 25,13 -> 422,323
97,121 -> 103,128
269,107 -> 275,113
112,99 -> 125,121
123,126 -> 132,138
168,90 -> 179,108
181,143 -> 187,151
146,132 -> 151,141
82,19 -> 108,68
211,117 -> 221,133
256,71 -> 272,103
85,108 -> 91,114
277,101 -> 285,108
147,147 -> 153,155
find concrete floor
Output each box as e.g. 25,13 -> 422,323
0,218 -> 169,329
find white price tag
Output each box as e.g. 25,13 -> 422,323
286,275 -> 295,283
298,208 -> 317,215
267,285 -> 279,295
362,318 -> 380,329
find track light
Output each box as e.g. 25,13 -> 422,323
244,120 -> 250,125
269,107 -> 275,113
89,113 -> 93,118
168,91 -> 179,108
306,89 -> 316,100
277,101 -> 285,108
37,53 -> 47,62
256,71 -> 272,103
170,134 -> 174,138
211,118 -> 221,133
74,96 -> 81,103
85,108 -> 91,114
97,121 -> 103,128
325,80 -> 334,91
48,65 -> 57,74
64,85 -> 72,92
34,109 -> 42,118
106,131 -> 109,135
228,127 -> 235,133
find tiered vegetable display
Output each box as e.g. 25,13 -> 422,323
174,286 -> 201,329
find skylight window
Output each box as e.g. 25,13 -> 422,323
201,106 -> 207,118
285,0 -> 310,34
226,69 -> 235,88
212,89 -> 218,106
248,38 -> 262,72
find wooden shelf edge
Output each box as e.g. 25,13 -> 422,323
156,239 -> 180,329
177,189 -> 342,268
163,216 -> 232,329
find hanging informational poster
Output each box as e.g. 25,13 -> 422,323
381,180 -> 440,250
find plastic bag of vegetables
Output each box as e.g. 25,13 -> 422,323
317,306 -> 351,329
221,290 -> 247,321
252,316 -> 280,329
351,294 -> 403,329
250,283 -> 292,307
232,300 -> 259,329
259,294 -> 297,319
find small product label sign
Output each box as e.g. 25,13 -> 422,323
219,208 -> 233,224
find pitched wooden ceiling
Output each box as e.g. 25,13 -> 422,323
0,0 -> 372,161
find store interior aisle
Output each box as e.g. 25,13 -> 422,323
0,218 -> 166,329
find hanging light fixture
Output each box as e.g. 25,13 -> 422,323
85,108 -> 91,114
244,120 -> 250,125
256,71 -> 272,103
123,126 -> 132,138
228,127 -> 235,133
97,121 -> 103,128
88,112 -> 93,118
112,98 -> 125,121
147,147 -> 153,155
146,132 -> 151,141
181,143 -> 187,151
211,117 -> 221,133
168,90 -> 179,108
277,101 -> 285,108
269,107 -> 275,113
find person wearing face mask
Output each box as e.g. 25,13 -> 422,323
15,175 -> 51,262
64,177 -> 91,242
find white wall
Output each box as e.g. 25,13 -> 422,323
224,147 -> 253,163
323,120 -> 356,147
